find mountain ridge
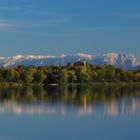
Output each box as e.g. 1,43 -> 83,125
0,52 -> 139,69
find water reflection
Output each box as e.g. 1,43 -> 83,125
0,85 -> 140,116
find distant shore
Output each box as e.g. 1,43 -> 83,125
0,63 -> 139,86
0,82 -> 140,88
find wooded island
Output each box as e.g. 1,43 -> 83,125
0,62 -> 140,84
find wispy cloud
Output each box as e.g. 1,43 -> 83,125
0,18 -> 70,31
0,4 -> 70,31
0,5 -> 34,11
35,12 -> 65,17
16,19 -> 69,28
122,13 -> 140,20
0,19 -> 16,31
0,5 -> 64,17
107,12 -> 140,20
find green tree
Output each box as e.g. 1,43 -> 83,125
75,67 -> 91,83
121,71 -> 133,82
22,69 -> 34,83
105,65 -> 115,82
33,70 -> 45,83
1,68 -> 20,82
68,70 -> 77,83
61,69 -> 68,83
134,73 -> 140,82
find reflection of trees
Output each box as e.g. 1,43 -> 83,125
0,85 -> 139,116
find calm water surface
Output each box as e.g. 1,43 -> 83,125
0,85 -> 139,140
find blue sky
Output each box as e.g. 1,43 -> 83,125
0,0 -> 140,60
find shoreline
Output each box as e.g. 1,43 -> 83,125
0,82 -> 140,87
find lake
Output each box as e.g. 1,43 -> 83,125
0,84 -> 139,140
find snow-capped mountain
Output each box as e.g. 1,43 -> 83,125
131,65 -> 140,71
0,52 -> 139,69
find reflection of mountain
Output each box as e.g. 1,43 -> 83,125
0,85 -> 139,116
0,97 -> 139,117
103,98 -> 140,116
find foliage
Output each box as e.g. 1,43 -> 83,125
0,62 -> 139,84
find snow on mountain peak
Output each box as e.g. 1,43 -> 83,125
102,52 -> 119,65
58,54 -> 66,59
77,53 -> 93,60
0,53 -> 139,69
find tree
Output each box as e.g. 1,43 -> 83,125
17,64 -> 25,70
134,73 -> 140,82
61,69 -> 68,83
75,67 -> 91,83
33,70 -> 45,83
46,67 -> 62,84
92,71 -> 98,82
68,70 -> 77,83
95,70 -> 105,82
1,68 -> 20,82
22,69 -> 34,83
121,71 -> 133,82
105,66 -> 115,82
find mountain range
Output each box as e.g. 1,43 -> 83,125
0,52 -> 140,70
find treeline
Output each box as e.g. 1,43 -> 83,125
0,62 -> 140,84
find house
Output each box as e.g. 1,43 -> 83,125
74,61 -> 87,67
